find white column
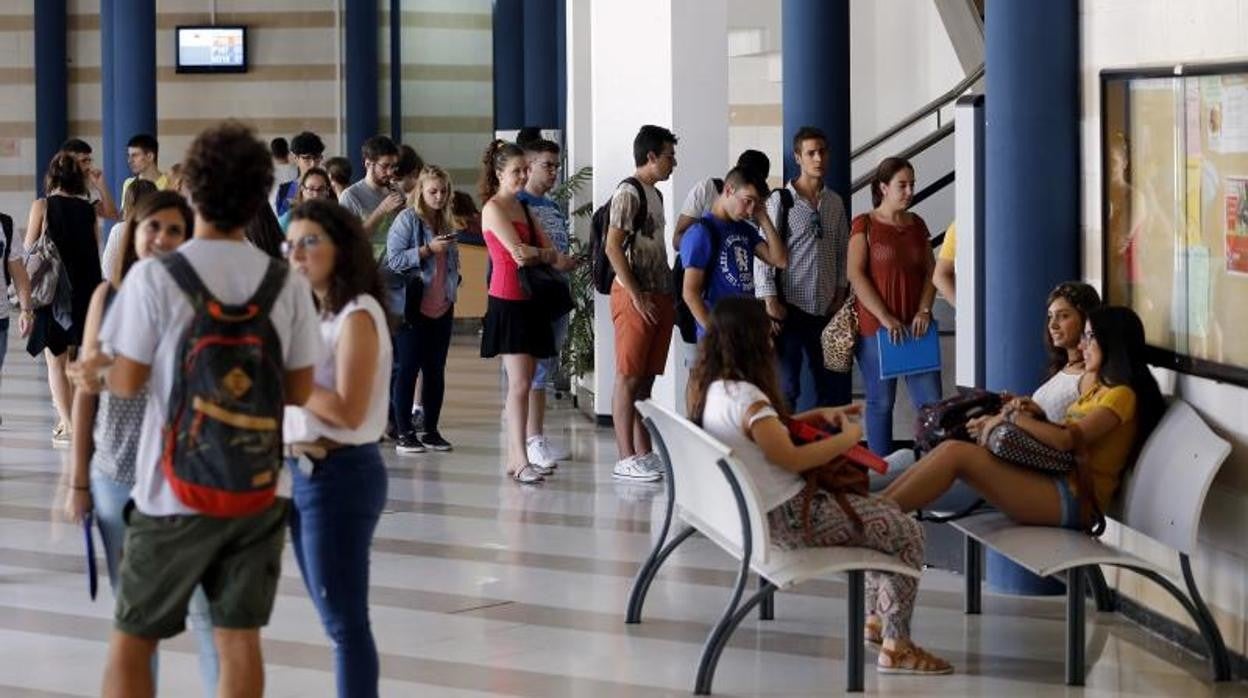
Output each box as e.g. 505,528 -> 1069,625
565,0 -> 593,241
589,0 -> 729,419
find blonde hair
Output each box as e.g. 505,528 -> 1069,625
411,165 -> 458,234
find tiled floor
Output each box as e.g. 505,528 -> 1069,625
0,335 -> 1243,696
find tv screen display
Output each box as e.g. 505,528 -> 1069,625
176,26 -> 247,74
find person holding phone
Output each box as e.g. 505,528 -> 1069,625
847,157 -> 941,455
385,165 -> 462,453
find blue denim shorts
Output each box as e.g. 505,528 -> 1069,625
1053,476 -> 1083,530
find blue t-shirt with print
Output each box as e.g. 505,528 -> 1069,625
679,214 -> 763,336
516,190 -> 570,254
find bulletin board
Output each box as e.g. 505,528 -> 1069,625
1101,62 -> 1248,387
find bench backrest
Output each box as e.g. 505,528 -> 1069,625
636,400 -> 773,565
1119,399 -> 1231,555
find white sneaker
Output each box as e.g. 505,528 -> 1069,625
526,436 -> 560,469
637,451 -> 666,477
543,436 -> 571,462
613,455 -> 661,482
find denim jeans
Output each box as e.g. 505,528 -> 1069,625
532,313 -> 570,391
776,304 -> 851,410
855,332 -> 943,455
288,444 -> 388,698
91,472 -> 219,696
391,308 -> 454,434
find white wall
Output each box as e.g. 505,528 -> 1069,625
588,0 -> 728,418
1081,0 -> 1248,656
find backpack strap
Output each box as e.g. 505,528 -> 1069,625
622,177 -> 647,239
519,201 -> 537,246
160,252 -> 215,310
1,212 -> 12,287
775,187 -> 795,240
247,258 -> 290,317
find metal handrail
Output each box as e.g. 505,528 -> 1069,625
850,121 -> 954,194
850,63 -> 984,160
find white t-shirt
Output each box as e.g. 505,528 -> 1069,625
284,294 -> 392,445
700,380 -> 805,513
99,239 -> 323,516
100,222 -> 125,280
1032,369 -> 1083,423
680,177 -> 719,220
0,231 -> 23,318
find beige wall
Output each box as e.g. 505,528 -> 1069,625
0,1 -> 491,237
1081,0 -> 1248,658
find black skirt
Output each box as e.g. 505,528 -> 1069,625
480,296 -> 556,359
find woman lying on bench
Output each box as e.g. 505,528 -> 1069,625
873,281 -> 1103,510
688,298 -> 953,676
882,306 -> 1164,533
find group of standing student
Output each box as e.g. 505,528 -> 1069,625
58,122 -> 394,698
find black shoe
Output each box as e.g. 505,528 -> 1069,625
422,431 -> 453,452
396,432 -> 426,454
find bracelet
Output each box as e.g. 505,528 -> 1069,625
71,485 -> 89,491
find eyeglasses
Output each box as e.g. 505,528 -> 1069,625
811,214 -> 824,239
281,233 -> 326,256
302,185 -> 331,196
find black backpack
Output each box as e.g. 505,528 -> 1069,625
1,212 -> 12,287
770,187 -> 795,301
160,252 -> 289,517
589,177 -> 651,294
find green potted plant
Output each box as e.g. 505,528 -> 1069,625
549,165 -> 594,405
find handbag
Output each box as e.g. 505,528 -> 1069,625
983,420 -> 1076,474
821,216 -> 872,373
785,418 -> 870,543
26,230 -> 64,309
518,203 -> 574,320
914,389 -> 1005,454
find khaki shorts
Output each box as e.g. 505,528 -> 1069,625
114,499 -> 289,639
610,284 -> 675,376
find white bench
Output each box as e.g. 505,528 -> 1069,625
626,400 -> 918,694
951,399 -> 1233,685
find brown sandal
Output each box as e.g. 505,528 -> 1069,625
864,618 -> 883,648
877,643 -> 953,675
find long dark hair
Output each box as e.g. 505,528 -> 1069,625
114,191 -> 194,286
1045,281 -> 1102,377
1087,306 -> 1164,462
687,297 -> 787,425
870,156 -> 914,208
245,204 -> 285,259
477,139 -> 524,201
288,199 -> 388,317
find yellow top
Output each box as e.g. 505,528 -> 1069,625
121,174 -> 171,202
938,223 -> 957,261
1064,383 -> 1137,509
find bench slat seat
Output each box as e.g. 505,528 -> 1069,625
951,512 -> 1162,578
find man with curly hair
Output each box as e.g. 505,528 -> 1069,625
89,121 -> 324,698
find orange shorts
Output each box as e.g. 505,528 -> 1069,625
610,284 -> 675,377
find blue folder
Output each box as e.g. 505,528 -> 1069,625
83,513 -> 98,601
876,322 -> 941,379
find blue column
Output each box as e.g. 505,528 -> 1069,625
522,0 -> 557,128
101,0 -> 117,198
983,0 -> 1080,598
346,0 -> 380,175
984,1 -> 1080,394
554,0 -> 566,133
110,0 -> 156,195
389,0 -> 402,144
492,0 -> 524,131
781,0 -> 850,199
34,2 -> 67,196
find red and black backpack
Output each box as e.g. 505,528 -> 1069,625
160,252 -> 288,517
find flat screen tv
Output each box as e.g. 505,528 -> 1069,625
176,25 -> 247,74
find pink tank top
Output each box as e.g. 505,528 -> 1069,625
484,220 -> 533,301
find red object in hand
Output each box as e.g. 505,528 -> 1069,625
785,418 -> 888,474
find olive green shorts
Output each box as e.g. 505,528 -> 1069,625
114,499 -> 289,639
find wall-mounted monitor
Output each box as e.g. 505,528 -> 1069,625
176,26 -> 247,74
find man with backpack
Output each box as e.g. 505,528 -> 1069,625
679,166 -> 787,339
755,126 -> 853,408
84,122 -> 323,698
599,125 -> 678,482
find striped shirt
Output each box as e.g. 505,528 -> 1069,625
754,181 -> 849,316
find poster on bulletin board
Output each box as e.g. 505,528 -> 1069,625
1102,63 -> 1248,387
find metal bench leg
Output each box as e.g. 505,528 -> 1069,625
964,537 -> 982,615
1180,554 -> 1232,682
1085,566 -> 1116,613
625,526 -> 695,624
694,580 -> 776,694
758,576 -> 775,621
1066,566 -> 1086,686
846,570 -> 865,693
